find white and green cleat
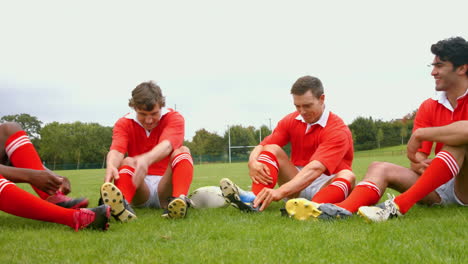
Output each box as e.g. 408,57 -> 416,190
219,178 -> 258,212
358,194 -> 402,223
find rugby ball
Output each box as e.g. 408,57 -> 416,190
188,186 -> 230,209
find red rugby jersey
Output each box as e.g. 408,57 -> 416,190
261,108 -> 354,175
110,108 -> 184,175
414,90 -> 468,155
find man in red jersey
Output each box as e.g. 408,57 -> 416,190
0,122 -> 110,231
299,37 -> 468,221
358,36 -> 468,221
101,81 -> 194,221
220,75 -> 356,214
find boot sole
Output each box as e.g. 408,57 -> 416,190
165,198 -> 187,219
285,198 -> 321,221
100,183 -> 137,222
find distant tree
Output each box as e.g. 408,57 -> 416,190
376,128 -> 384,149
1,113 -> 42,139
191,129 -> 224,156
39,122 -> 112,169
400,123 -> 408,145
255,125 -> 272,144
402,109 -> 418,121
349,117 -> 377,150
38,122 -> 68,169
224,125 -> 257,160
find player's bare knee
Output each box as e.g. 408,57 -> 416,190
336,169 -> 355,186
171,146 -> 191,158
263,144 -> 287,160
441,145 -> 466,165
364,161 -> 394,180
121,157 -> 137,167
0,122 -> 23,137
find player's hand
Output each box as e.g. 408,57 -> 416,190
29,170 -> 64,195
407,129 -> 423,163
58,176 -> 71,194
133,157 -> 149,187
253,188 -> 282,211
410,159 -> 432,175
105,166 -> 119,182
248,160 -> 273,185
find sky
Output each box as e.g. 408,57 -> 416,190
1,0 -> 467,140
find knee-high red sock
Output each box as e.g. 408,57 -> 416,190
5,130 -> 49,199
0,176 -> 76,228
395,151 -> 459,214
114,166 -> 137,203
171,153 -> 193,197
335,181 -> 381,213
312,178 -> 351,204
252,151 -> 279,195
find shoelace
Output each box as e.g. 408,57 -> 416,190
376,194 -> 398,217
74,209 -> 95,231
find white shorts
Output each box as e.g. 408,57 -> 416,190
134,175 -> 163,209
435,178 -> 467,206
296,166 -> 334,200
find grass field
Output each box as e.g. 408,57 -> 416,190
0,151 -> 467,264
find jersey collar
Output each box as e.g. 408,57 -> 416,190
433,90 -> 468,112
124,107 -> 170,137
295,106 -> 330,133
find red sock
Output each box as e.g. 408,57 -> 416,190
114,166 -> 137,203
312,178 -> 351,204
395,151 -> 459,214
252,151 -> 279,195
335,181 -> 381,213
171,153 -> 193,197
0,175 -> 76,228
5,130 -> 49,199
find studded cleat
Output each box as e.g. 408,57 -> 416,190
47,192 -> 89,209
220,178 -> 259,212
285,198 -> 321,220
315,203 -> 352,220
358,194 -> 402,223
161,195 -> 190,219
73,204 -> 111,231
100,182 -> 136,222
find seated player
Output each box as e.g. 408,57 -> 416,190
290,37 -> 468,221
0,122 -> 109,231
101,81 -> 194,221
220,76 -> 355,215
0,122 -> 88,208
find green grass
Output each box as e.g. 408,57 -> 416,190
0,155 -> 467,264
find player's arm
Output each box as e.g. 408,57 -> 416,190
247,145 -> 273,185
43,166 -> 71,194
132,140 -> 173,186
254,160 -> 326,211
276,160 -> 325,198
409,152 -> 430,175
407,121 -> 468,163
104,149 -> 125,182
0,164 -> 63,195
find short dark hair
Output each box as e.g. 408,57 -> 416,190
128,81 -> 166,110
431,37 -> 468,76
290,76 -> 324,98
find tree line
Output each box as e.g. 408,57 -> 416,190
1,111 -> 416,167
